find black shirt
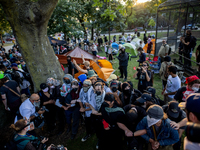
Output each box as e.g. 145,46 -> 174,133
174,87 -> 187,102
0,80 -> 20,104
68,62 -> 74,75
197,45 -> 200,62
137,70 -> 151,92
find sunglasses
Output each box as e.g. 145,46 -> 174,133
34,99 -> 40,102
143,65 -> 147,66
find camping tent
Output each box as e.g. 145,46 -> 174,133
48,36 -> 67,46
56,47 -> 97,64
74,60 -> 114,81
131,37 -> 141,48
123,43 -> 138,57
56,47 -> 114,81
143,39 -> 155,55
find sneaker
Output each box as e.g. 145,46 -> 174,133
81,134 -> 91,142
96,141 -> 99,149
123,78 -> 127,81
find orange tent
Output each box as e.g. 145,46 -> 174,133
56,47 -> 114,81
74,60 -> 114,81
143,39 -> 155,55
56,47 -> 97,64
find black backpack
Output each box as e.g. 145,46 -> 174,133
168,47 -> 171,55
4,138 -> 27,150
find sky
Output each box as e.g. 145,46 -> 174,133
137,0 -> 150,3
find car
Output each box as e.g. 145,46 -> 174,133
182,25 -> 198,30
6,37 -> 15,41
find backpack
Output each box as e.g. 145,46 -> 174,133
190,36 -> 197,49
17,70 -> 31,81
164,62 -> 172,80
4,138 -> 27,150
168,47 -> 171,55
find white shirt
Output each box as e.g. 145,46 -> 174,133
165,75 -> 181,98
127,36 -> 132,42
184,137 -> 200,150
14,98 -> 36,123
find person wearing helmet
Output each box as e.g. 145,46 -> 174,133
117,46 -> 129,81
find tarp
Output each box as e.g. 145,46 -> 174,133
56,47 -> 97,64
112,42 -> 119,50
123,43 -> 138,56
48,36 -> 67,46
143,39 -> 155,55
74,60 -> 114,81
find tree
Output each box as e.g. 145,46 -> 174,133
0,0 -> 64,91
0,5 -> 11,45
148,18 -> 156,28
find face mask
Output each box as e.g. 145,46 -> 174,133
112,87 -> 117,92
83,86 -> 90,93
147,115 -> 160,127
42,87 -> 49,92
65,79 -> 70,84
96,91 -> 101,96
73,88 -> 78,91
33,101 -> 40,108
124,89 -> 130,95
50,85 -> 55,89
192,87 -> 199,92
67,60 -> 71,63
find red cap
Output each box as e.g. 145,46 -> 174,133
185,75 -> 199,84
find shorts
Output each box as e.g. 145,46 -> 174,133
147,49 -> 151,54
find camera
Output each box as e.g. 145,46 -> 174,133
51,145 -> 65,150
137,67 -> 142,72
185,122 -> 200,143
41,106 -> 49,112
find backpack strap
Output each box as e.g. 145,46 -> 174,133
152,125 -> 157,141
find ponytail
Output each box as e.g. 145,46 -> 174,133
10,119 -> 26,132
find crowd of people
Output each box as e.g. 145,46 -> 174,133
0,30 -> 200,150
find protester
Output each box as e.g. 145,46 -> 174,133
162,66 -> 181,104
64,80 -> 81,140
162,101 -> 186,150
137,47 -> 146,64
159,56 -> 174,89
38,83 -> 56,132
2,56 -> 11,68
196,44 -> 200,71
107,74 -> 117,84
147,38 -> 153,60
10,119 -> 48,150
136,104 -> 179,150
91,43 -> 97,56
14,94 -> 45,123
178,36 -> 184,63
181,30 -> 194,67
103,35 -> 108,43
67,56 -> 75,77
0,71 -> 21,114
11,63 -> 31,96
133,61 -> 151,93
117,47 -> 128,81
173,75 -> 200,102
98,36 -> 103,48
127,34 -> 132,43
79,79 -> 93,142
143,34 -> 148,44
60,74 -> 73,98
107,42 -> 113,62
119,82 -> 142,106
158,40 -> 169,62
0,64 -> 13,80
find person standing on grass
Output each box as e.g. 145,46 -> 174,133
107,42 -> 113,63
162,66 -> 181,104
147,38 -> 153,60
158,40 -> 169,63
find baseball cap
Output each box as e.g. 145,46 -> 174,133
167,101 -> 180,118
107,74 -> 117,82
136,94 -> 152,104
20,59 -> 24,63
185,75 -> 199,84
110,81 -> 118,88
11,63 -> 18,67
144,87 -> 156,96
186,93 -> 200,114
147,104 -> 164,120
40,83 -> 47,90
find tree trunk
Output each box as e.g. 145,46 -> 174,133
0,34 -> 3,45
91,26 -> 93,41
109,27 -> 111,43
0,0 -> 64,91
